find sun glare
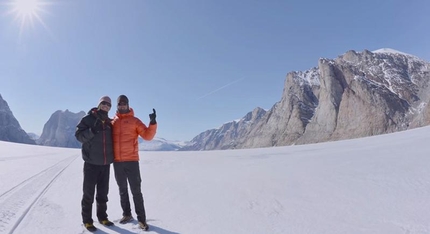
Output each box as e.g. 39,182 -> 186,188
5,0 -> 51,37
3,0 -> 56,41
14,0 -> 39,16
11,0 -> 43,24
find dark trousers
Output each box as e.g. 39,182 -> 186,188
113,161 -> 146,222
81,162 -> 110,224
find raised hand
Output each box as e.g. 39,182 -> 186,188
149,108 -> 156,125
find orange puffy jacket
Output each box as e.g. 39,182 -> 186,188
112,108 -> 157,162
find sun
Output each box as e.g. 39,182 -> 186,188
14,0 -> 40,15
5,0 -> 51,37
10,0 -> 42,24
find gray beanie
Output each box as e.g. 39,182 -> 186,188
98,96 -> 111,107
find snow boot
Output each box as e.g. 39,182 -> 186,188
119,215 -> 133,224
84,223 -> 97,232
100,219 -> 114,226
138,221 -> 149,231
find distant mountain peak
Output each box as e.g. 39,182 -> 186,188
37,110 -> 85,148
138,137 -> 187,151
0,94 -> 35,144
372,48 -> 415,57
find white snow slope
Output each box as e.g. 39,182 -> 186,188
372,48 -> 418,58
1,126 -> 430,234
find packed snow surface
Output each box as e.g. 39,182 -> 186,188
1,126 -> 430,233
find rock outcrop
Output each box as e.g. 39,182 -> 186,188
0,94 -> 36,144
37,110 -> 85,148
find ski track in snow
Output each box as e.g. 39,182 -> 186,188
0,153 -> 62,162
0,155 -> 78,234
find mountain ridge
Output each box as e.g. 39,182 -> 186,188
183,48 -> 430,150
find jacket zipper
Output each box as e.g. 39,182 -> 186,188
119,118 -> 122,162
103,123 -> 107,165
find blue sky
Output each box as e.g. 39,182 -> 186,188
1,0 -> 429,141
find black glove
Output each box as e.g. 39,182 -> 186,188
149,108 -> 156,125
90,120 -> 104,134
90,127 -> 98,135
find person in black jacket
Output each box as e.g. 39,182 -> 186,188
75,96 -> 115,232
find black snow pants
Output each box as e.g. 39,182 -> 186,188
81,162 -> 110,224
113,161 -> 146,222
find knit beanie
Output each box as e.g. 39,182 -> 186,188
98,96 -> 112,107
117,95 -> 129,105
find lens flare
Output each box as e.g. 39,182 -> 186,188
14,0 -> 39,16
5,0 -> 52,39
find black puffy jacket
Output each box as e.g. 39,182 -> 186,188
75,108 -> 114,165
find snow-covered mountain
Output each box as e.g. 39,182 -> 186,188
184,48 -> 430,150
138,137 -> 188,151
372,48 -> 417,57
181,107 -> 267,150
0,94 -> 35,145
27,133 -> 40,141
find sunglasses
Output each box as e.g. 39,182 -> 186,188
100,101 -> 112,107
118,102 -> 128,106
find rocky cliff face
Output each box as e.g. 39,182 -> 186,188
296,49 -> 429,144
185,49 -> 430,150
242,68 -> 320,148
0,94 -> 36,144
37,110 -> 85,148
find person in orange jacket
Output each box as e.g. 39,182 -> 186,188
111,95 -> 157,231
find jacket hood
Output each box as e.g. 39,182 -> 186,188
116,107 -> 135,118
88,107 -> 98,114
